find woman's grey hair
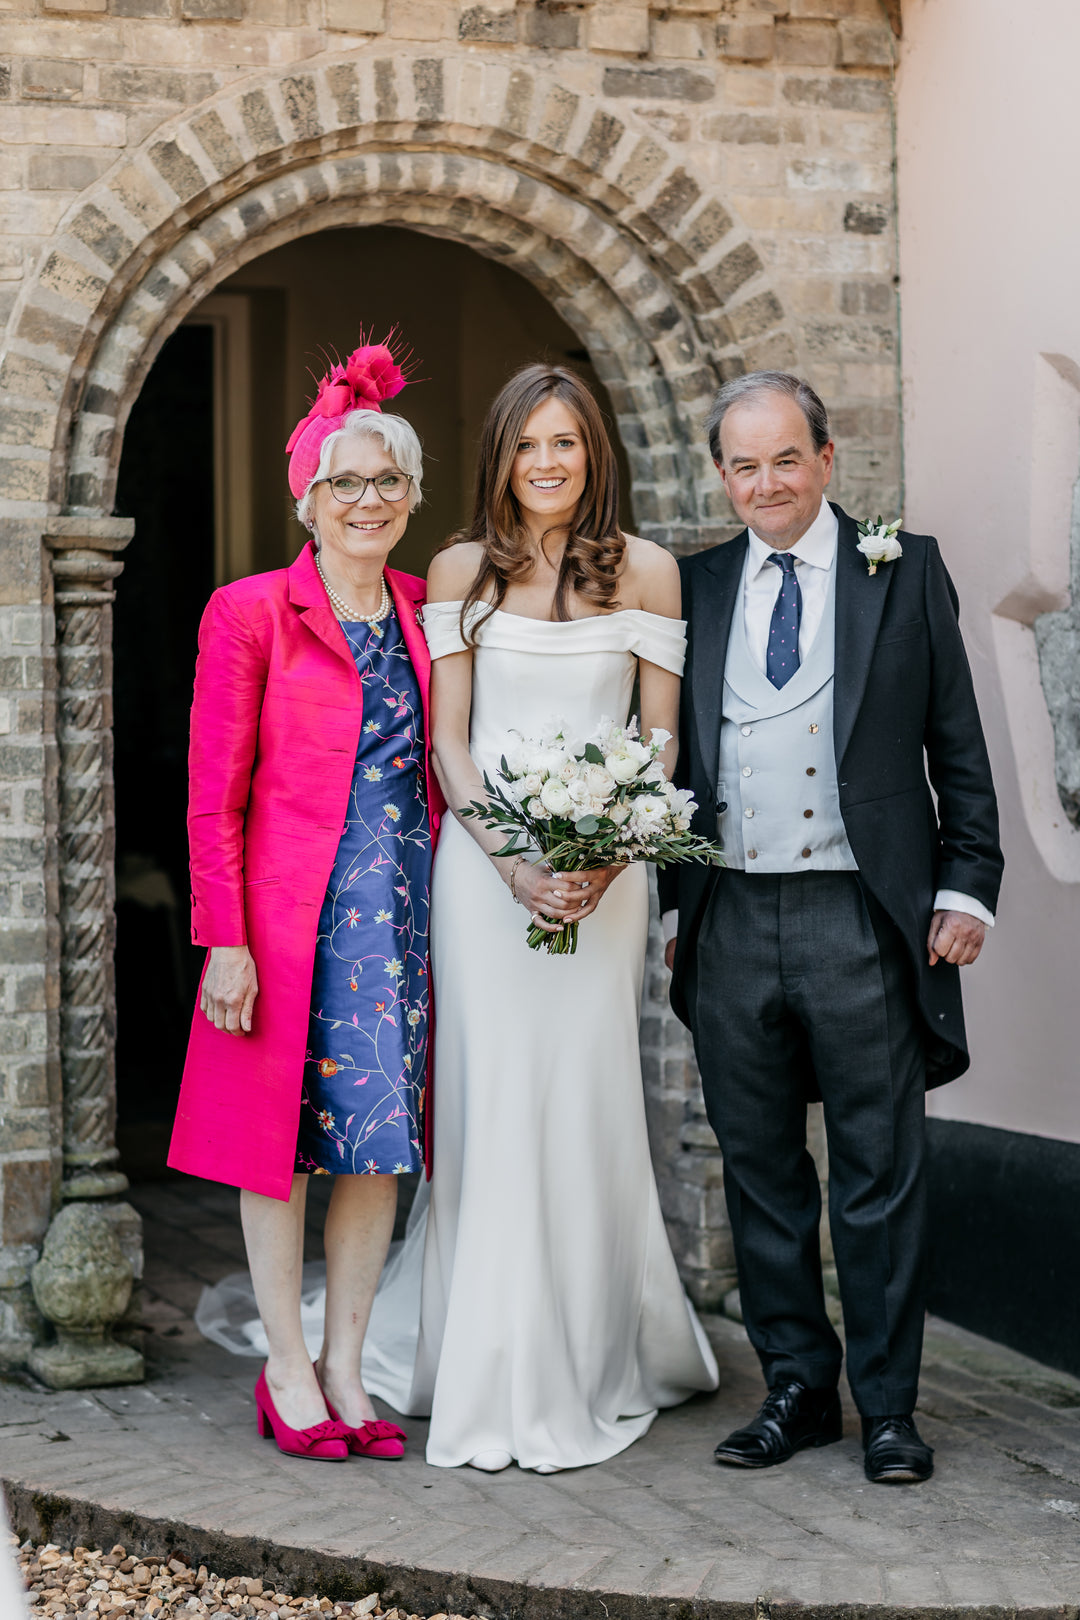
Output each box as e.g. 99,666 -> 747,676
705,372 -> 830,465
295,408 -> 424,534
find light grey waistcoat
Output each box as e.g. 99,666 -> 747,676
717,556 -> 858,873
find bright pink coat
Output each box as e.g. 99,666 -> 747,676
168,542 -> 443,1200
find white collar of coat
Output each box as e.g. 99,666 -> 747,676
747,497 -> 838,577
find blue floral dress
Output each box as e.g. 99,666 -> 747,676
295,610 -> 431,1176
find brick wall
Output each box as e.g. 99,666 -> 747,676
0,0 -> 901,1335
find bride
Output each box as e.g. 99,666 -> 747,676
374,363 -> 718,1471
201,363 -> 718,1471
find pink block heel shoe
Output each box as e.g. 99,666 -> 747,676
255,1367 -> 349,1461
313,1366 -> 406,1459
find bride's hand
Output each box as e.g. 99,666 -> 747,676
510,860 -> 626,929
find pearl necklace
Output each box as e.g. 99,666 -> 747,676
316,554 -> 391,625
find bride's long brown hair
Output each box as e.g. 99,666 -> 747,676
452,364 -> 626,638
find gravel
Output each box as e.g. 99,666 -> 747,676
14,1539 -> 485,1620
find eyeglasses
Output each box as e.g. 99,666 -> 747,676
317,472 -> 414,504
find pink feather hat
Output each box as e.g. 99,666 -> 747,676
285,332 -> 413,499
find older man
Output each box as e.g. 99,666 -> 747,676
659,372 -> 1002,1484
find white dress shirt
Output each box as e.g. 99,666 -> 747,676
662,499 -> 993,941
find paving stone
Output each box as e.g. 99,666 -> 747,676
4,1184 -> 1080,1615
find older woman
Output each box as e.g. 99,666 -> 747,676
169,340 -> 442,1462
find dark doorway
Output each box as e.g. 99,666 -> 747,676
113,325 -> 215,1177
111,226 -> 634,1178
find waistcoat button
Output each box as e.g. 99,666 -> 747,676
804,808 -> 813,818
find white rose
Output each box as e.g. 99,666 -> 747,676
607,802 -> 631,826
856,528 -> 903,565
581,763 -> 615,799
522,772 -> 543,796
559,759 -> 579,784
606,752 -> 641,784
674,815 -> 691,832
540,777 -> 573,817
566,778 -> 591,805
528,795 -> 551,820
586,796 -> 609,816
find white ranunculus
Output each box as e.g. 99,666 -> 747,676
607,802 -> 632,826
503,735 -> 531,775
581,763 -> 615,799
531,748 -> 565,780
633,795 -> 669,824
540,777 -> 573,817
528,795 -> 551,820
606,752 -> 641,784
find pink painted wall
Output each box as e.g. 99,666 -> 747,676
896,0 -> 1080,1143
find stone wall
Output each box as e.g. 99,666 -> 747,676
0,0 -> 902,1354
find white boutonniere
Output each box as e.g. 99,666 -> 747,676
856,516 -> 903,576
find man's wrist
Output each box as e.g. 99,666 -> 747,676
933,890 -> 994,928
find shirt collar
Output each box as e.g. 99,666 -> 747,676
747,498 -> 838,577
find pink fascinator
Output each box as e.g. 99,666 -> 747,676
286,332 -> 413,499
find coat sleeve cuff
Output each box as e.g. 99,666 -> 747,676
933,889 -> 995,928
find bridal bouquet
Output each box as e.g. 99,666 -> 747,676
461,717 -> 724,954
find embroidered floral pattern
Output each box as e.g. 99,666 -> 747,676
295,610 -> 431,1176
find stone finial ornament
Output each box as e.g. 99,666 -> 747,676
28,1203 -> 143,1389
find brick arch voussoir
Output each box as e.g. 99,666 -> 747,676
13,51 -> 792,543
63,143 -> 743,546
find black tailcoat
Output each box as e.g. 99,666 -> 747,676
658,504 -> 1004,1087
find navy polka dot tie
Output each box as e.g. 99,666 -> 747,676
766,551 -> 802,689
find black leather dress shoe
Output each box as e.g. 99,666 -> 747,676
714,1381 -> 842,1468
862,1415 -> 934,1483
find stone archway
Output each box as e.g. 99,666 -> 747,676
1,47 -> 796,1368
6,47 -> 793,547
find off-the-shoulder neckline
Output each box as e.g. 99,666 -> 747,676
425,601 -> 684,627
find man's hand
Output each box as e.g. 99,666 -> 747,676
664,937 -> 677,972
201,945 -> 259,1034
927,910 -> 985,967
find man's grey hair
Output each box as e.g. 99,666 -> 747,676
295,408 -> 424,533
705,371 -> 831,466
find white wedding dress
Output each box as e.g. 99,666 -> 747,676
362,603 -> 718,1469
197,602 -> 719,1471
